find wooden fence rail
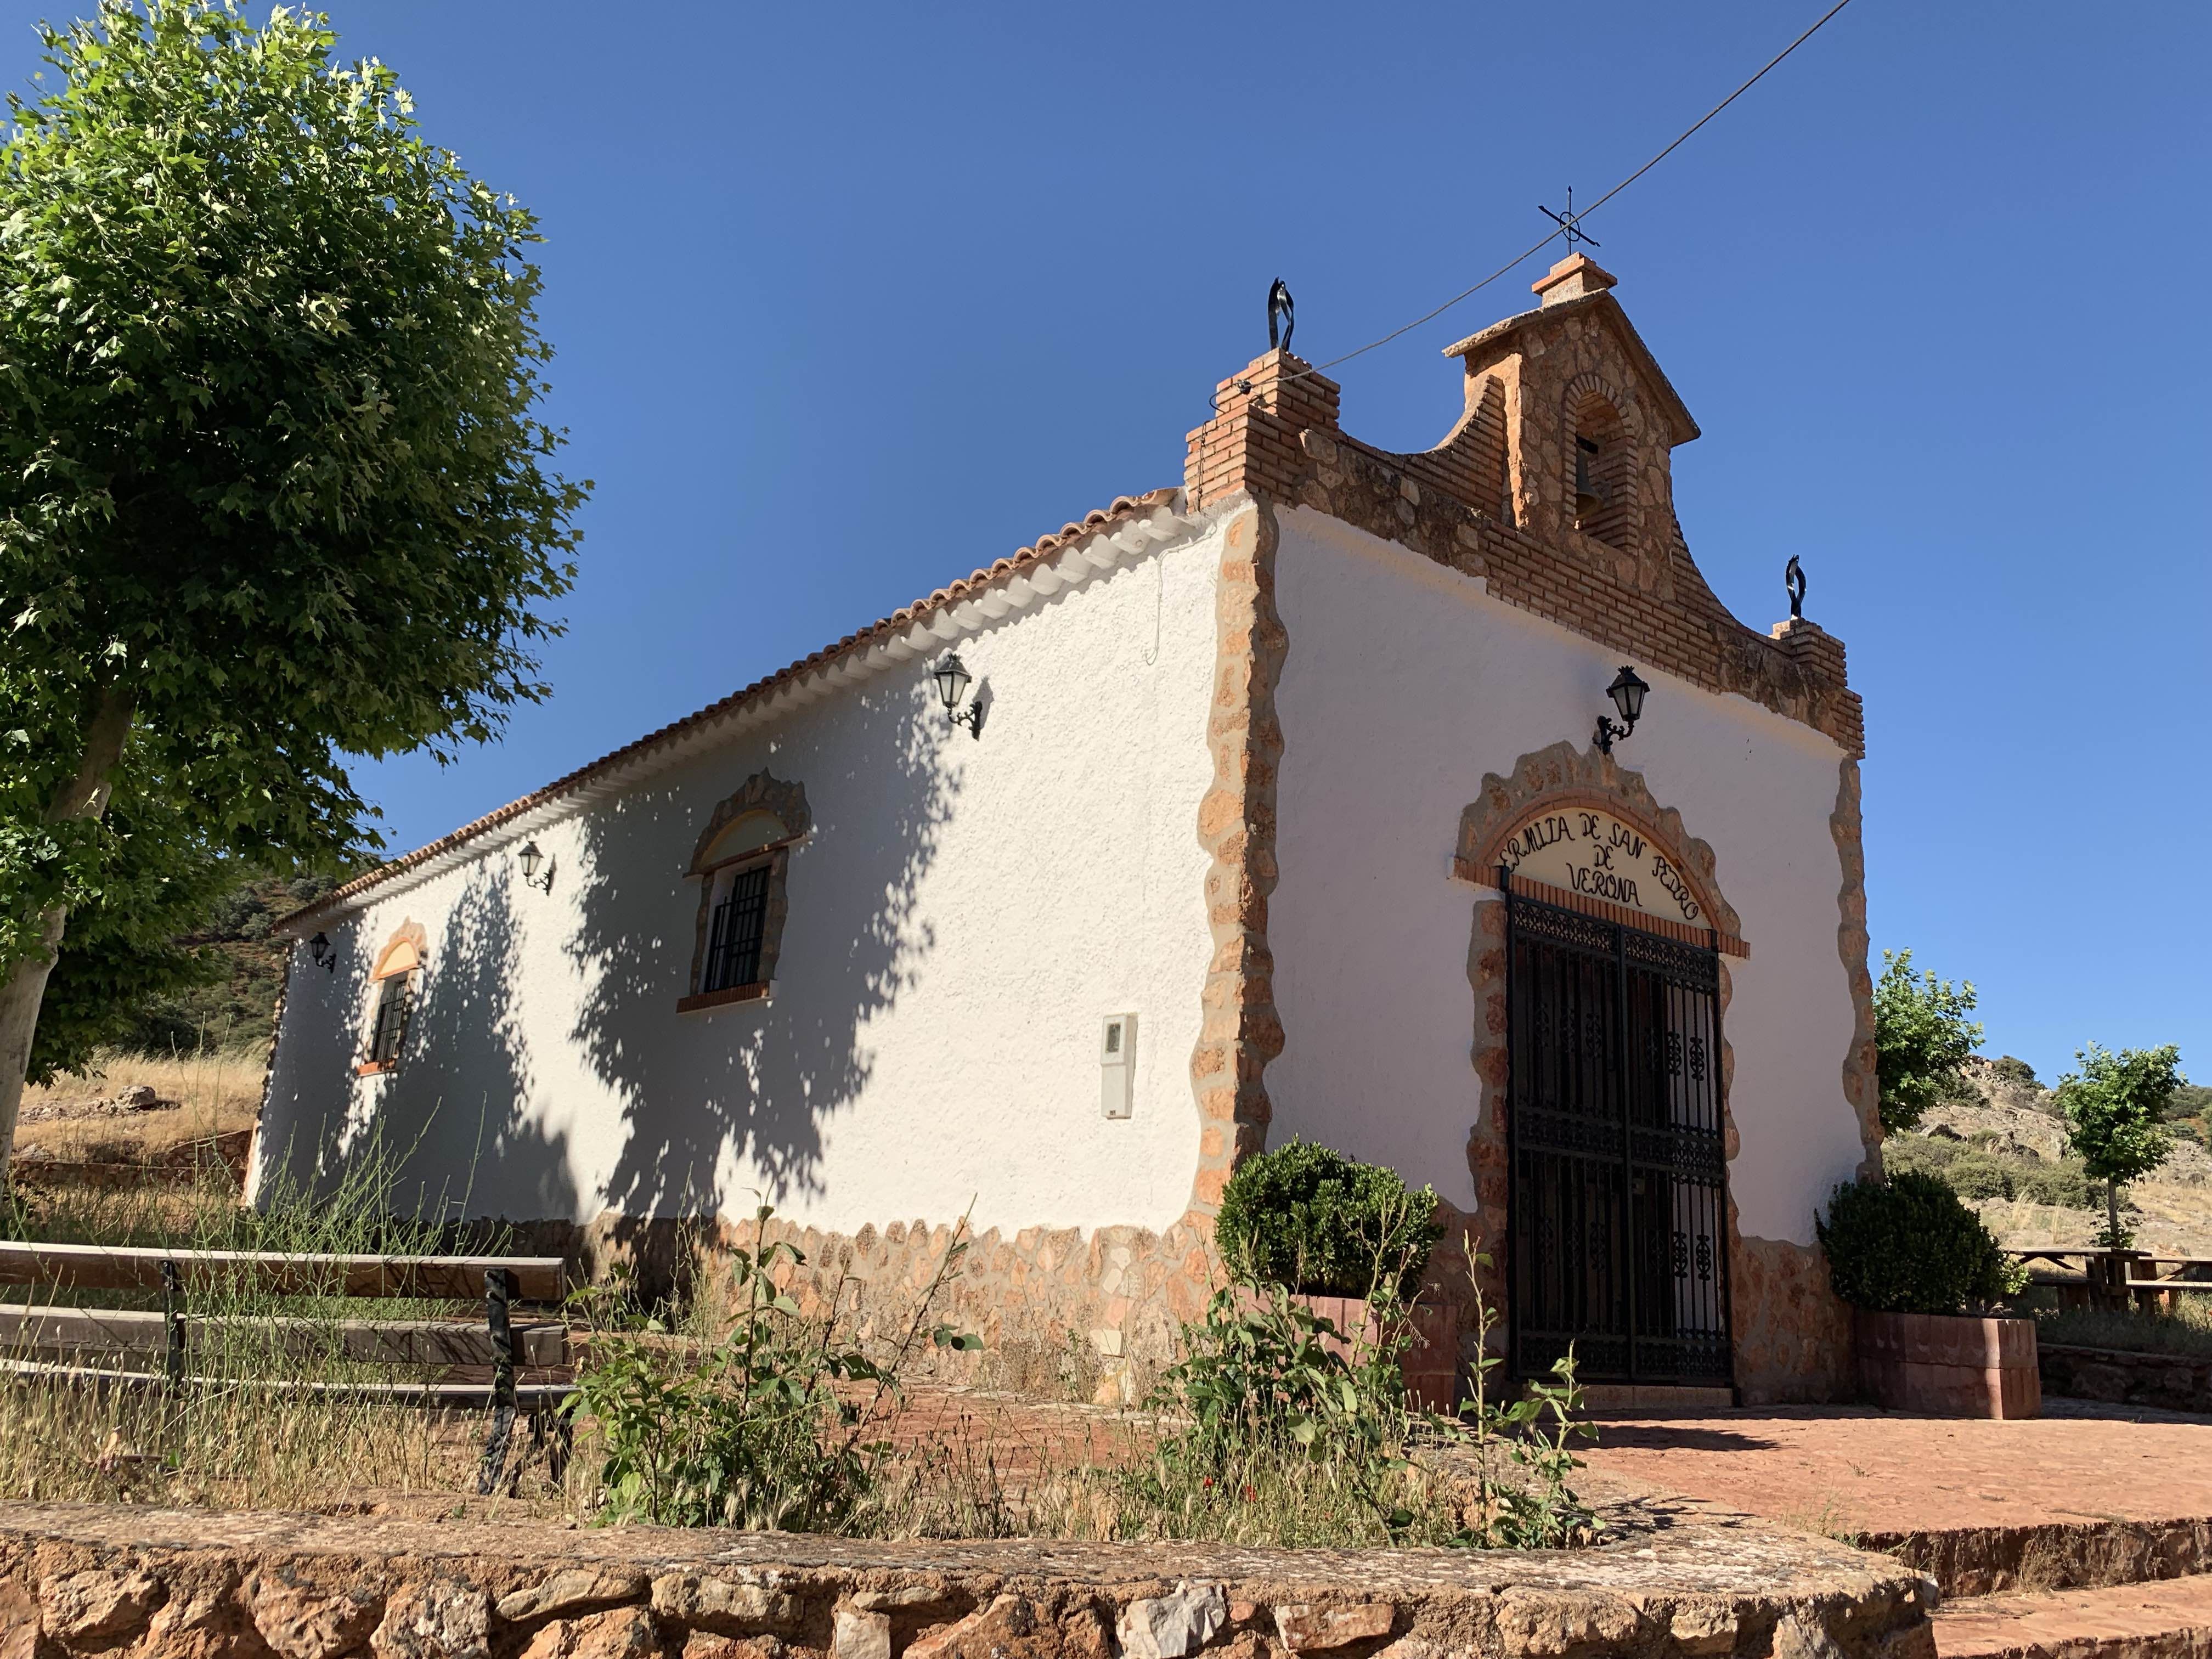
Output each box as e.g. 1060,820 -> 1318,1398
0,1242 -> 564,1301
0,1239 -> 575,1493
0,1304 -> 567,1368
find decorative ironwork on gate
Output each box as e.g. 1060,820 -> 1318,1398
1504,873 -> 1733,1387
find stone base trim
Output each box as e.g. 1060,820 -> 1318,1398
576,1210 -> 1220,1402
0,1499 -> 1936,1659
1731,1237 -> 1855,1405
1579,1384 -> 1735,1413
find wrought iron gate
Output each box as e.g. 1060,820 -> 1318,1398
1504,881 -> 1733,1387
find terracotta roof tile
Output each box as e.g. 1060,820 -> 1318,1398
282,488 -> 1181,929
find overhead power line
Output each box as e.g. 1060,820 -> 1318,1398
1291,0 -> 1858,382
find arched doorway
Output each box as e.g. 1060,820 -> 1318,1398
1503,877 -> 1729,1386
1453,743 -> 1750,1389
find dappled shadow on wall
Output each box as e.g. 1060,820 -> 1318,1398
254,941 -> 373,1207
272,866 -> 579,1227
565,678 -> 961,1220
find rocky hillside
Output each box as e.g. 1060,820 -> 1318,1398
1888,1056 -> 2212,1256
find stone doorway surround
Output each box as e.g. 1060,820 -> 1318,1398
1449,741 -> 1853,1404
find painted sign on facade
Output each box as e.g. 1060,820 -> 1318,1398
1495,807 -> 1703,925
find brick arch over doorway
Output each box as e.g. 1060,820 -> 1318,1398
1448,740 -> 1848,1401
1454,748 -> 1741,943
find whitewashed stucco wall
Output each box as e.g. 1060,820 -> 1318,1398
258,526 -> 1223,1236
1267,507 -> 1861,1246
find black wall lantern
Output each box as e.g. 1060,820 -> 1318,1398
517,839 -> 556,893
932,652 -> 983,738
308,932 -> 336,973
1593,664 -> 1649,755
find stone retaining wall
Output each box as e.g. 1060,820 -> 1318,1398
2040,1344 -> 2212,1415
1857,1515 -> 2212,1599
0,1501 -> 1933,1659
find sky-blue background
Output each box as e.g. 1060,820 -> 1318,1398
9,2 -> 2204,1086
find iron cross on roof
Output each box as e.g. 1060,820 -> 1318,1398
1538,186 -> 1601,253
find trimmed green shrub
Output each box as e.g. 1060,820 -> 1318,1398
1815,1171 -> 2018,1315
1215,1139 -> 1442,1301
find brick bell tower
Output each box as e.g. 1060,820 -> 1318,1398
1182,255 -> 1863,760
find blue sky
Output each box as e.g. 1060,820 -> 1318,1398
10,2 -> 2206,1085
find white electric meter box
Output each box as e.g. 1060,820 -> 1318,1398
1100,1013 -> 1137,1119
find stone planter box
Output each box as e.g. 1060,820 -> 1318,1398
1239,1290 -> 1463,1412
2040,1341 -> 2212,1414
1855,1310 -> 2040,1418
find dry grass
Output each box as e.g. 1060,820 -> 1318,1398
1974,1184 -> 2212,1259
0,1374 -> 572,1514
2033,1296 -> 2212,1359
0,1141 -> 578,1516
15,1045 -> 264,1163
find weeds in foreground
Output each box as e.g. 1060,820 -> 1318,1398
565,1203 -> 980,1531
1454,1245 -> 1596,1548
0,1371 -> 514,1512
0,1173 -> 1599,1549
1109,1281 -> 1460,1547
1102,1240 -> 1593,1549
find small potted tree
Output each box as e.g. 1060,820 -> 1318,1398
1214,1140 -> 1458,1409
1818,1171 -> 2037,1417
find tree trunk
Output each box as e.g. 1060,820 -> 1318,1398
0,687 -> 134,1177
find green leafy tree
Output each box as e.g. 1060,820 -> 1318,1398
0,2 -> 584,1164
1872,949 -> 1984,1133
2055,1043 -> 2182,1249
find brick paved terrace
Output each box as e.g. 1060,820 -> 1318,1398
1578,1398 -> 2212,1659
1579,1400 -> 2212,1542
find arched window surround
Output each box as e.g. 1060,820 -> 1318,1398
357,920 -> 426,1076
679,772 -> 811,1014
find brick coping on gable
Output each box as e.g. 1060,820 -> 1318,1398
1184,338 -> 1865,763
276,489 -> 1184,934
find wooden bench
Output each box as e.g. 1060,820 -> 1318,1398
0,1240 -> 573,1493
2124,1254 -> 2212,1313
2004,1245 -> 2212,1314
2004,1244 -> 2134,1312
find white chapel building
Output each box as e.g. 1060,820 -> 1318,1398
262,256 -> 1880,1403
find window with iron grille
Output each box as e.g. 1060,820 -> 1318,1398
368,972 -> 414,1067
701,863 -> 772,993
